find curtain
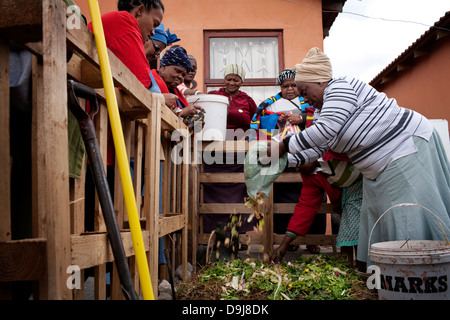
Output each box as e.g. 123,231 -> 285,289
210,37 -> 279,79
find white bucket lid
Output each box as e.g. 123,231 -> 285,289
187,94 -> 229,105
370,240 -> 450,265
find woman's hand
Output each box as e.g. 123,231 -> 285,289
266,141 -> 287,158
279,113 -> 303,125
287,113 -> 302,125
162,93 -> 178,108
178,104 -> 205,118
269,236 -> 293,263
278,112 -> 289,123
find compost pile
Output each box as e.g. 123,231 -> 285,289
176,255 -> 377,300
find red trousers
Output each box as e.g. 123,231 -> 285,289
286,172 -> 342,237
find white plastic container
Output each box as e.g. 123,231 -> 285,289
370,240 -> 450,300
187,94 -> 229,141
368,203 -> 450,300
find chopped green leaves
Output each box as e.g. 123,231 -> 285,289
191,255 -> 369,300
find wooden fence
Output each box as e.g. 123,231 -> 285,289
191,141 -> 338,268
0,0 -> 189,299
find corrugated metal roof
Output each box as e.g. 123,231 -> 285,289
370,11 -> 450,86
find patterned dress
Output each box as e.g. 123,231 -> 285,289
336,179 -> 363,247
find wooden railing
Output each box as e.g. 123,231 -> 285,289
0,0 -> 189,300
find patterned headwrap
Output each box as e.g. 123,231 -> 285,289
224,64 -> 245,82
295,47 -> 332,83
276,68 -> 296,85
151,23 -> 181,46
160,46 -> 193,72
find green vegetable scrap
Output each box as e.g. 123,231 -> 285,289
244,192 -> 265,232
177,255 -> 377,300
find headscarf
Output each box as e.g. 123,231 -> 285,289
276,68 -> 296,85
295,47 -> 332,83
224,64 -> 245,82
160,46 -> 193,72
166,29 -> 180,45
151,23 -> 181,46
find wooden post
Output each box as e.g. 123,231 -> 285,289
93,99 -> 108,300
263,189 -> 274,258
33,0 -> 71,299
181,128 -> 189,279
144,94 -> 162,298
190,158 -> 199,271
0,38 -> 10,242
0,34 -> 12,300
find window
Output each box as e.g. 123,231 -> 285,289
204,31 -> 284,105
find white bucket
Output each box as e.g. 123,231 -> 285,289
368,203 -> 450,300
187,94 -> 229,141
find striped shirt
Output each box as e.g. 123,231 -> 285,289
286,77 -> 433,180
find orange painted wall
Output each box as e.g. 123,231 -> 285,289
75,0 -> 325,92
374,39 -> 450,122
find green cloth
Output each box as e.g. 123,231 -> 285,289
65,0 -> 87,179
244,141 -> 287,199
68,109 -> 85,180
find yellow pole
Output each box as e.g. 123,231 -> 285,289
87,0 -> 154,300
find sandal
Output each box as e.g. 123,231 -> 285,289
287,245 -> 299,252
306,244 -> 321,254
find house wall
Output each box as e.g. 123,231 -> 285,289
75,0 -> 325,92
373,39 -> 450,122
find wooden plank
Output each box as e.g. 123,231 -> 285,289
0,239 -> 46,281
133,122 -> 144,217
71,231 -> 150,270
190,163 -> 199,270
161,133 -> 171,215
92,95 -> 108,302
262,190 -> 274,256
158,214 -> 185,237
274,172 -> 302,183
34,0 -> 71,300
0,38 -> 11,241
197,232 -> 337,246
94,263 -> 107,300
0,0 -> 43,42
93,100 -> 108,233
273,233 -> 337,246
181,129 -> 190,279
200,140 -> 249,152
199,172 -> 244,183
144,93 -> 162,296
198,172 -> 300,184
198,203 -> 252,214
273,202 -> 337,214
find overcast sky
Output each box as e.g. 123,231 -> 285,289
323,0 -> 450,83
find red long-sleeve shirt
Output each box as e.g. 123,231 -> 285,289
87,11 -> 151,166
